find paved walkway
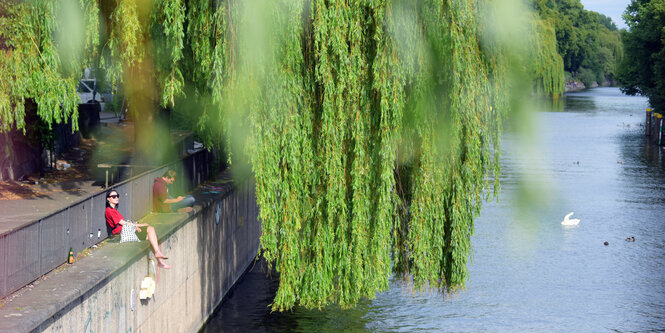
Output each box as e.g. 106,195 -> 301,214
0,112 -> 122,234
0,180 -> 101,234
99,111 -> 122,124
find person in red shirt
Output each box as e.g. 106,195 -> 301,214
105,189 -> 171,269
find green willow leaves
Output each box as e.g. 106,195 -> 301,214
0,0 -> 100,132
240,0 -> 553,310
0,0 -> 561,311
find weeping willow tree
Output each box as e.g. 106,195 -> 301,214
0,0 -> 561,310
206,0 -> 561,311
0,0 -> 99,133
531,18 -> 564,96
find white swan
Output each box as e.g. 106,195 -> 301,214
561,212 -> 580,226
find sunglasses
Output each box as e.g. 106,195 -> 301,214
109,194 -> 119,199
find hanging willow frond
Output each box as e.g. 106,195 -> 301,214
532,18 -> 565,96
0,0 -> 82,133
153,0 -> 185,107
244,0 -> 511,310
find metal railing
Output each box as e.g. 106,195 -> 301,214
0,149 -> 212,299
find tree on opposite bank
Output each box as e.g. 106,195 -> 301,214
617,0 -> 665,111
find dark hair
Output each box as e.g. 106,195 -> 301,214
106,189 -> 119,208
162,169 -> 176,179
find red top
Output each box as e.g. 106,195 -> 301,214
105,207 -> 124,235
153,177 -> 170,213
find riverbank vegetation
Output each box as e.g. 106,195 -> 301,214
0,0 -> 562,310
616,0 -> 665,112
532,0 -> 623,88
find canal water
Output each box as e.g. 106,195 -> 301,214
201,88 -> 664,332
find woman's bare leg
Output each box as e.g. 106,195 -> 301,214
146,226 -> 168,260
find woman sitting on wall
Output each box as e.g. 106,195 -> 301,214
105,189 -> 171,269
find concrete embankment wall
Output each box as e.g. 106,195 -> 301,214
0,175 -> 260,333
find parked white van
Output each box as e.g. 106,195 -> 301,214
78,79 -> 105,110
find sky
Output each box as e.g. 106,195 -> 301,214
580,0 -> 632,29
